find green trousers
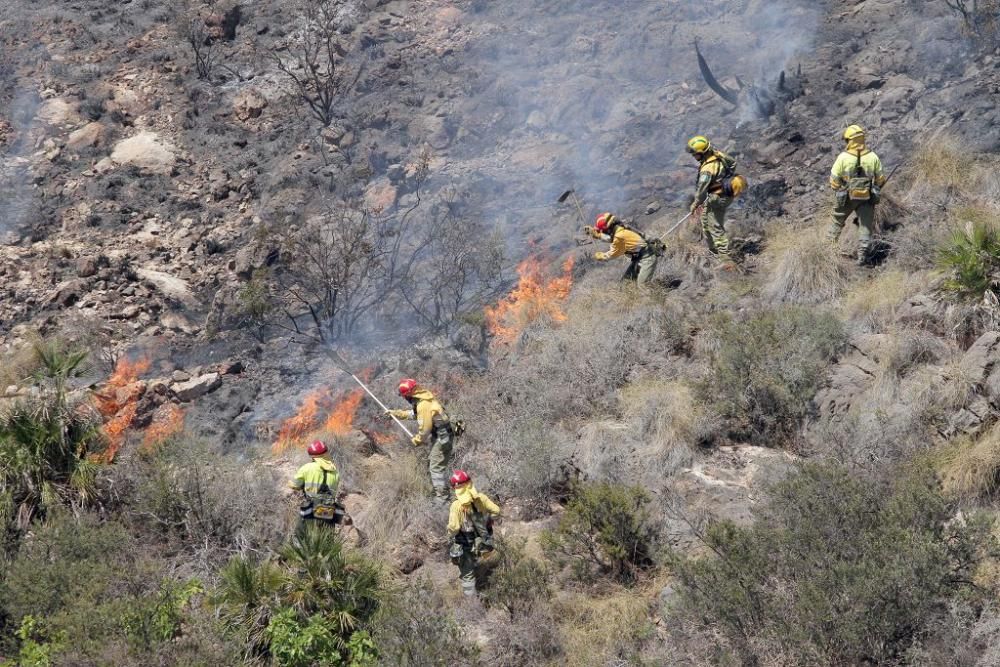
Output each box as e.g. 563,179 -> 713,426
700,194 -> 733,256
457,550 -> 477,596
827,195 -> 875,262
428,427 -> 453,496
622,252 -> 659,286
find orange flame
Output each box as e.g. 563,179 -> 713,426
272,389 -> 327,455
95,356 -> 152,462
324,388 -> 364,435
485,256 -> 574,343
142,404 -> 185,452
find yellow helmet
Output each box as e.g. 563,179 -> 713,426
842,125 -> 865,142
686,135 -> 712,156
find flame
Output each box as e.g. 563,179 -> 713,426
142,404 -> 185,452
95,356 -> 151,462
324,388 -> 364,435
485,256 -> 574,343
272,389 -> 327,455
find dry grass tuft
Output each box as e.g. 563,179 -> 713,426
554,588 -> 658,666
359,452 -> 432,553
937,423 -> 1000,502
911,134 -> 965,192
762,225 -> 850,304
842,269 -> 929,331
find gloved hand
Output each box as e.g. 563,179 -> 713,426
410,434 -> 423,447
689,201 -> 702,215
584,225 -> 600,239
593,252 -> 607,261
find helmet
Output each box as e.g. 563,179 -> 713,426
595,212 -> 616,233
686,135 -> 711,156
449,470 -> 471,488
307,440 -> 328,456
842,125 -> 865,141
398,378 -> 418,398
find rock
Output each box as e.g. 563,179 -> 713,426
50,279 -> 89,307
136,268 -> 197,307
66,122 -> 107,151
37,98 -> 76,126
364,180 -> 397,211
813,334 -> 890,420
896,294 -> 937,326
161,311 -> 201,335
171,372 -> 222,402
959,331 -> 1000,385
110,132 -> 177,174
645,201 -> 662,215
76,256 -> 98,278
171,370 -> 192,383
218,360 -> 245,375
233,244 -> 279,279
233,88 -> 267,121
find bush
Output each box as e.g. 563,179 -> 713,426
542,481 -> 658,584
666,462 -> 997,665
763,225 -> 850,304
215,527 -> 383,665
936,421 -> 1000,501
937,216 -> 1000,300
701,307 -> 846,446
481,538 -> 551,620
371,579 -> 481,667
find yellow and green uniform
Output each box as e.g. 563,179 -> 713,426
448,483 -> 501,596
288,456 -> 340,500
693,152 -> 735,257
594,225 -> 659,285
827,136 -> 887,263
388,387 -> 453,496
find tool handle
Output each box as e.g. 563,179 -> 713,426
321,348 -> 416,439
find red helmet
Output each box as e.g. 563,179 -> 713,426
398,378 -> 418,398
307,440 -> 328,456
449,470 -> 471,488
595,212 -> 616,233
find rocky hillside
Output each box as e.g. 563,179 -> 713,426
5,0 -> 1000,665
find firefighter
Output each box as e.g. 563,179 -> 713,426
686,136 -> 747,267
447,470 -> 501,597
288,440 -> 346,532
827,125 -> 887,266
386,378 -> 456,499
585,212 -> 663,286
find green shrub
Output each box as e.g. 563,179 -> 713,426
667,462 -> 997,665
370,579 -> 481,667
481,538 -> 551,620
702,307 -> 846,445
937,218 -> 1000,300
0,341 -> 103,550
542,481 -> 657,584
215,526 -> 383,665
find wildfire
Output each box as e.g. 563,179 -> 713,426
485,256 -> 575,343
142,404 -> 185,452
95,356 -> 151,462
271,374 -> 372,455
324,388 -> 364,435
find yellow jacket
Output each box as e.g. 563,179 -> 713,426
694,152 -> 732,204
830,139 -> 886,190
387,387 -> 448,446
595,226 -> 646,261
447,483 -> 501,536
288,456 -> 339,499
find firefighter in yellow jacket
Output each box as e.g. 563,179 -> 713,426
584,212 -> 662,286
386,378 -> 455,499
686,136 -> 747,265
827,124 -> 887,265
447,470 -> 501,597
288,440 -> 345,532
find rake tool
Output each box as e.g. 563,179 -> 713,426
319,347 -> 415,440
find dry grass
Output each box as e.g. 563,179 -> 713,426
936,423 -> 1000,502
358,452 -> 432,553
911,133 -> 965,192
841,269 -> 930,331
762,224 -> 850,304
554,587 -> 659,666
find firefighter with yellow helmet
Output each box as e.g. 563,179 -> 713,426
827,124 -> 887,265
686,136 -> 747,266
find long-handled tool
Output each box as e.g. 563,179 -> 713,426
557,188 -> 589,226
660,210 -> 695,238
320,348 -> 415,440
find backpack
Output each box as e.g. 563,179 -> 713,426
300,468 -> 345,524
615,222 -> 666,257
703,151 -> 748,198
847,151 -> 873,202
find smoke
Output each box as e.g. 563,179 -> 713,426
0,76 -> 40,240
421,0 -> 822,233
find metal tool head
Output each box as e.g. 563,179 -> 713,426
557,189 -> 575,203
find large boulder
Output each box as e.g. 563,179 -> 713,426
171,373 -> 222,402
233,88 -> 267,121
66,122 -> 107,151
110,132 -> 177,174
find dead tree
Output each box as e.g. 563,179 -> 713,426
176,2 -> 219,80
942,0 -> 1000,49
274,0 -> 361,127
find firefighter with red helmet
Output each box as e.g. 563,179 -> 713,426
585,212 -> 662,286
288,440 -> 345,532
447,470 -> 501,597
386,378 -> 458,499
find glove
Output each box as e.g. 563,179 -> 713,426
593,252 -> 607,261
584,226 -> 600,239
410,435 -> 423,446
689,201 -> 701,214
